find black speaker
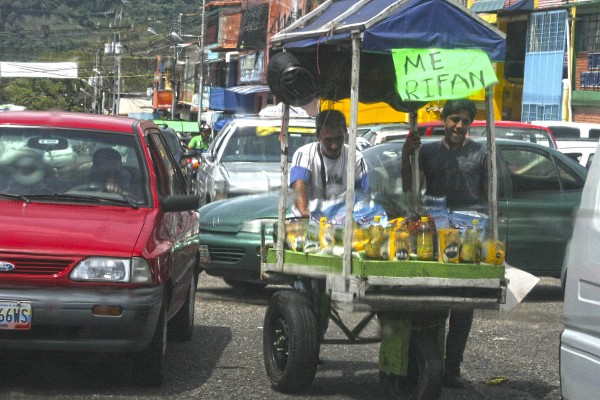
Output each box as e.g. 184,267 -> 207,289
267,52 -> 316,107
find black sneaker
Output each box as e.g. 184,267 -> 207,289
443,373 -> 466,388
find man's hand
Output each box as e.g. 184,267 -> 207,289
402,129 -> 421,158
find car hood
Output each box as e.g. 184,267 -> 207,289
0,200 -> 150,255
200,192 -> 292,233
223,162 -> 282,195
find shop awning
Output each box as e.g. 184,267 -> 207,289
209,85 -> 271,113
470,0 -> 534,13
470,0 -> 506,13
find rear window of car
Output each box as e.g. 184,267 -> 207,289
589,130 -> 600,139
220,125 -> 314,162
470,126 -> 554,148
546,126 -> 580,140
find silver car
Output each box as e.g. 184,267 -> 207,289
195,116 -> 316,205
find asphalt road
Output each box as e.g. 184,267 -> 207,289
0,274 -> 564,399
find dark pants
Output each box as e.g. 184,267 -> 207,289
445,308 -> 474,376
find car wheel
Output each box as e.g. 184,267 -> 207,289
380,332 -> 443,400
224,277 -> 266,291
131,305 -> 167,387
263,290 -> 320,393
168,273 -> 197,342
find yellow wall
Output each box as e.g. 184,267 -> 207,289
325,88 -> 502,126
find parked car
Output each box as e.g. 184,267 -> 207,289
419,120 -> 558,149
155,124 -> 199,194
358,122 -> 411,145
0,111 -> 201,386
560,140 -> 600,400
195,117 -> 316,206
558,140 -> 596,169
198,138 -> 587,288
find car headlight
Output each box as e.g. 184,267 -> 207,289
70,257 -> 152,284
241,218 -> 277,235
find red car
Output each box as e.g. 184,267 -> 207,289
418,120 -> 558,149
0,112 -> 201,386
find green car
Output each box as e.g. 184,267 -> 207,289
198,138 -> 587,289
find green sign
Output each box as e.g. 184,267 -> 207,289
392,48 -> 498,101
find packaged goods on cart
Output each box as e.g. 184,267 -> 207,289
388,217 -> 410,261
438,227 -> 460,263
449,210 -> 488,242
286,193 -> 388,257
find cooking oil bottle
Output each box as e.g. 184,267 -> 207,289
416,215 -> 434,261
319,217 -> 334,249
365,215 -> 386,259
460,219 -> 481,263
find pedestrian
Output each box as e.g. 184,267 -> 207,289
401,98 -> 486,388
188,123 -> 212,153
289,109 -> 369,217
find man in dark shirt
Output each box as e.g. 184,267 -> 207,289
401,98 -> 486,388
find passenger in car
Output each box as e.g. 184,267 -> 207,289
401,98 -> 485,389
90,147 -> 132,194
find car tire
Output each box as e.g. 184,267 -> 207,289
168,273 -> 197,342
380,332 -> 444,400
131,305 -> 167,387
263,290 -> 320,393
224,277 -> 266,291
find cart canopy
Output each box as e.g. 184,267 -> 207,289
271,0 -> 506,61
268,0 -> 506,110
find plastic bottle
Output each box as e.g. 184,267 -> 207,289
416,216 -> 434,261
389,218 -> 410,261
460,219 -> 481,263
365,215 -> 386,259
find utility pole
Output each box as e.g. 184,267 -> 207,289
197,0 -> 206,127
171,14 -> 183,120
105,9 -> 123,115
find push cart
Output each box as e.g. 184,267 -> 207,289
260,0 -> 508,398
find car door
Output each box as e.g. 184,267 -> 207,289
561,154 -> 600,400
147,129 -> 198,313
497,143 -> 585,276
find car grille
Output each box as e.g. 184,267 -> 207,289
208,246 -> 245,263
0,255 -> 73,275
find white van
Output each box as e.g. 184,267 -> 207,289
531,121 -> 600,168
560,139 -> 600,399
530,121 -> 600,141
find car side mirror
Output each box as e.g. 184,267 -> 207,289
161,195 -> 200,211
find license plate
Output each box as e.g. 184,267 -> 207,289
199,245 -> 211,263
0,301 -> 31,330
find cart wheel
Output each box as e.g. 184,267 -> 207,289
263,290 -> 320,393
381,333 -> 443,400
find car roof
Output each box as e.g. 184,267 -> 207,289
529,120 -> 600,130
225,116 -> 315,126
0,111 -> 145,133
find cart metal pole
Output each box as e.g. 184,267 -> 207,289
485,87 -> 498,240
342,32 -> 361,285
275,104 -> 290,272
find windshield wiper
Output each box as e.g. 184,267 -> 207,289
24,193 -> 140,209
0,193 -> 31,203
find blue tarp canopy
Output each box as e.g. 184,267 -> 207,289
271,0 -> 506,61
268,0 -> 506,110
209,85 -> 270,113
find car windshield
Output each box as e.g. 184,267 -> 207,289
220,124 -> 314,162
0,126 -> 149,206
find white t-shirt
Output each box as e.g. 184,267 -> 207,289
289,142 -> 369,205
